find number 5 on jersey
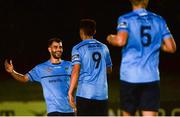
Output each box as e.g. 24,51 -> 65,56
141,26 -> 152,47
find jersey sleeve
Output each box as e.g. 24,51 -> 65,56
104,45 -> 112,67
161,18 -> 173,40
26,66 -> 40,82
117,16 -> 128,32
71,47 -> 81,66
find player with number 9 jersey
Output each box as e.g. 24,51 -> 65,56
69,19 -> 112,116
71,38 -> 112,100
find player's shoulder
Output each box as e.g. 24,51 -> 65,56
94,39 -> 108,47
61,60 -> 72,65
118,11 -> 138,20
72,41 -> 86,50
95,39 -> 110,52
33,60 -> 49,69
73,39 -> 102,50
93,39 -> 102,44
148,11 -> 164,20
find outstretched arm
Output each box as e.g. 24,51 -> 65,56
161,37 -> 176,53
4,59 -> 29,83
68,64 -> 80,112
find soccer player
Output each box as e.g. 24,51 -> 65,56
4,37 -> 75,116
68,19 -> 112,116
106,0 -> 176,116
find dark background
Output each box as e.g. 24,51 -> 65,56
0,0 -> 179,72
0,0 -> 179,115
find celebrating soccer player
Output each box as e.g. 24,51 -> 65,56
106,0 -> 176,116
4,37 -> 75,116
68,19 -> 112,116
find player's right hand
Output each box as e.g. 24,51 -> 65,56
106,34 -> 116,44
68,93 -> 77,113
4,59 -> 14,73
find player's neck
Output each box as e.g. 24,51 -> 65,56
82,35 -> 93,40
132,5 -> 146,11
50,58 -> 61,64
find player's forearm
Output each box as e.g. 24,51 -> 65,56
10,70 -> 28,83
68,77 -> 78,95
161,44 -> 168,52
107,33 -> 127,47
161,37 -> 176,53
107,35 -> 120,46
68,65 -> 80,95
68,75 -> 78,110
161,43 -> 176,53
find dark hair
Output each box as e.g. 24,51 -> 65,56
80,19 -> 96,36
129,0 -> 144,5
48,37 -> 62,47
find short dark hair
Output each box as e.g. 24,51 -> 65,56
48,37 -> 62,47
80,19 -> 96,36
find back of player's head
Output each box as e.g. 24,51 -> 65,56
48,37 -> 62,47
130,0 -> 149,6
80,19 -> 96,36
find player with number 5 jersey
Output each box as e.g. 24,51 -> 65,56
68,19 -> 112,116
116,8 -> 175,83
106,0 -> 176,116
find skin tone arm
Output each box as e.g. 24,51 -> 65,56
4,59 -> 29,83
107,31 -> 176,53
68,65 -> 112,108
68,64 -> 80,112
106,31 -> 128,47
161,37 -> 176,53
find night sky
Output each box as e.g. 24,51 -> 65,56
0,0 -> 179,76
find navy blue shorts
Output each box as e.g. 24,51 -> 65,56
76,96 -> 108,116
47,111 -> 75,116
120,80 -> 160,115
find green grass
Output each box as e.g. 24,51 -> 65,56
0,78 -> 43,101
1,73 -> 180,102
0,101 -> 46,116
0,72 -> 180,115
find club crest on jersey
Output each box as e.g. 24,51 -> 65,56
65,67 -> 69,71
117,22 -> 127,28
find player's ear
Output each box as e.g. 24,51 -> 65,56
48,47 -> 51,53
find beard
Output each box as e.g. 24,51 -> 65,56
51,51 -> 62,59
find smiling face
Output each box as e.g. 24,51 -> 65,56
48,41 -> 63,59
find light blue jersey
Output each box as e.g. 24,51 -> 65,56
72,39 -> 112,100
117,8 -> 172,83
26,60 -> 73,113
